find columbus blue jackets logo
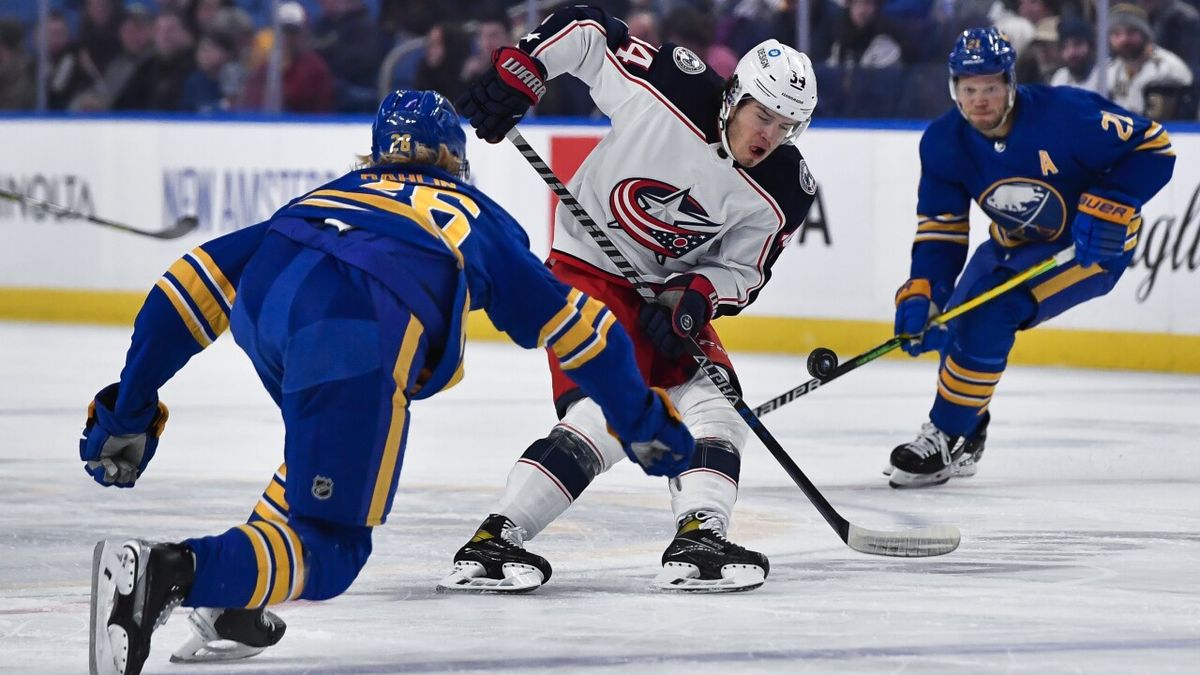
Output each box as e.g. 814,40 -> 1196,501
980,178 -> 1067,245
609,178 -> 722,260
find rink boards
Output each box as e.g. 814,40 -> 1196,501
0,117 -> 1197,372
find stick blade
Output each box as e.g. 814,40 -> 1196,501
150,216 -> 200,240
846,523 -> 960,557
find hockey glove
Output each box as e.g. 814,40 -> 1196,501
456,46 -> 547,143
638,274 -> 717,359
1073,190 -> 1141,267
618,388 -> 695,478
79,383 -> 169,488
894,278 -> 948,357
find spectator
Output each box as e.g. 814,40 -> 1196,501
625,8 -> 661,45
827,0 -> 902,68
1017,0 -> 1059,24
70,4 -> 155,111
460,10 -> 512,83
1049,16 -> 1100,92
312,0 -> 386,111
989,0 -> 1035,53
78,0 -> 125,73
241,2 -> 335,113
115,10 -> 196,110
1015,15 -> 1061,84
192,0 -> 233,33
1106,3 -> 1193,116
1138,0 -> 1200,78
663,6 -> 738,78
0,19 -> 35,110
180,30 -> 239,112
40,11 -> 88,109
414,22 -> 471,102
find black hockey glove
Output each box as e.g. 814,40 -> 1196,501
638,274 -> 717,358
456,46 -> 547,143
79,383 -> 169,487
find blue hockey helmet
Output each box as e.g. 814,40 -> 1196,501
947,28 -> 1017,127
371,89 -> 468,177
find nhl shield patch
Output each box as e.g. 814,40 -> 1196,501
312,475 -> 334,500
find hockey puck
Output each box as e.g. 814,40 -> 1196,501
807,347 -> 838,379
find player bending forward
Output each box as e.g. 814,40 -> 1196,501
439,4 -> 818,593
887,28 -> 1175,488
83,90 -> 694,675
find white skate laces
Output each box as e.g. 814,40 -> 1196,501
682,511 -> 729,539
907,422 -> 954,464
499,519 -> 529,548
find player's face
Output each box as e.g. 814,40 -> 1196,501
727,100 -> 797,167
954,73 -> 1010,132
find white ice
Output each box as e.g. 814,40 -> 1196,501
1,321 -> 1198,674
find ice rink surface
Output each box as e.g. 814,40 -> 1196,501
2,321 -> 1198,674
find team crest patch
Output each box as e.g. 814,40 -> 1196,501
672,46 -> 706,74
798,159 -> 817,195
312,475 -> 334,500
608,177 -> 723,262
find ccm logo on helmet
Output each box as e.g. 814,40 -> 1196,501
500,56 -> 547,99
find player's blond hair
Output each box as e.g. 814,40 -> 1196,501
356,144 -> 464,175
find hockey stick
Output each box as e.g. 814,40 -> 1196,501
0,189 -> 199,240
752,245 -> 1077,417
506,127 -> 959,557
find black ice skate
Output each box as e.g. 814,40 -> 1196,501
887,413 -> 989,488
170,607 -> 286,663
653,511 -> 769,592
90,539 -> 194,675
436,514 -> 552,593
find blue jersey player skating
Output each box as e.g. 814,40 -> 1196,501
886,28 -> 1176,488
83,90 -> 695,675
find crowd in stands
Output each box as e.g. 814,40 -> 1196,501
1,0 -> 1197,120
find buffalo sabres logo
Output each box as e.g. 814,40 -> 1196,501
980,178 -> 1067,245
609,178 -> 722,262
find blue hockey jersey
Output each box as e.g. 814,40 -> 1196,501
910,85 -> 1176,305
112,164 -> 652,433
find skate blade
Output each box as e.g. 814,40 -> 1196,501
90,540 -> 133,675
651,562 -> 765,593
170,638 -> 266,663
882,463 -> 894,476
888,467 -> 952,489
435,561 -> 544,594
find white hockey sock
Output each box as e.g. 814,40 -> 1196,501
493,460 -> 574,539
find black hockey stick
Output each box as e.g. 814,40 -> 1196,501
0,189 -> 199,240
752,245 -> 1077,417
506,127 -> 959,557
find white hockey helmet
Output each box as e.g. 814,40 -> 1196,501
719,39 -> 818,156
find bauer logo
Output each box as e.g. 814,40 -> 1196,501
312,476 -> 334,500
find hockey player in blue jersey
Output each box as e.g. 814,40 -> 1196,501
82,90 -> 695,675
887,28 -> 1176,488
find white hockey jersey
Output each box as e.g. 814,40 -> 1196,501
520,6 -> 817,317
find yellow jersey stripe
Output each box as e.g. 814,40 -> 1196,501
940,369 -> 997,398
190,247 -> 236,308
917,221 -> 969,233
309,189 -> 464,266
265,475 -> 289,511
155,278 -> 212,347
1135,129 -> 1172,152
918,212 -> 969,223
250,520 -> 291,606
367,318 -> 425,526
1030,263 -> 1104,303
559,311 -> 616,369
269,520 -> 307,601
1143,122 -> 1162,139
168,258 -> 229,337
945,356 -> 1003,384
236,524 -> 271,608
295,197 -> 370,211
253,500 -> 287,523
915,233 -> 969,244
937,380 -> 990,407
538,289 -> 583,347
550,296 -> 607,359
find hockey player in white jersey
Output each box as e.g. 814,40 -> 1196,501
441,4 -> 819,592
